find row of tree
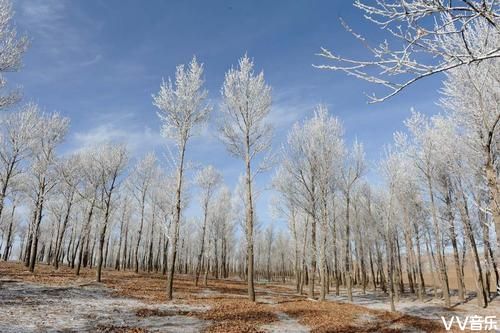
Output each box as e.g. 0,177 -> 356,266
274,58 -> 499,310
0,0 -> 498,312
0,54 -> 497,311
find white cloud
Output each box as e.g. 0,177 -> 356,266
267,86 -> 320,131
16,0 -> 103,79
18,0 -> 70,53
69,123 -> 165,157
18,0 -> 66,26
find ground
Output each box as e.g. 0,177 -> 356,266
0,262 -> 497,332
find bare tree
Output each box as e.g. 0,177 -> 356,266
315,1 -> 499,102
1,183 -> 20,260
264,224 -> 274,282
0,0 -> 29,109
219,54 -> 273,301
25,107 -> 69,272
194,165 -> 222,285
211,186 -> 234,279
404,112 -> 459,307
272,175 -> 301,292
86,144 -> 128,282
129,153 -> 158,273
0,105 -> 37,226
340,141 -> 366,302
277,106 -> 344,300
52,154 -> 82,269
153,56 -> 211,300
440,59 -> 500,291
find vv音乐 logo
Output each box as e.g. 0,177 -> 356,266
441,315 -> 498,331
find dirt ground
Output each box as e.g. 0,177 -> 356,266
0,262 -> 495,332
414,255 -> 498,294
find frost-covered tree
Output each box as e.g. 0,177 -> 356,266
74,149 -> 102,276
219,54 -> 272,301
115,192 -> 133,270
381,147 -> 426,302
153,56 -> 211,299
210,186 -> 234,279
440,59 -> 500,275
1,177 -> 21,261
194,165 -> 221,285
264,224 -> 274,282
0,105 -> 38,225
398,111 -> 453,307
315,1 -> 500,102
340,140 -> 366,302
129,153 -> 158,273
24,108 -> 69,272
52,154 -> 82,269
309,106 -> 344,301
277,105 -> 344,300
0,0 -> 29,109
87,144 -> 128,282
272,173 -> 302,292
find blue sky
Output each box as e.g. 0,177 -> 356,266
10,0 -> 444,228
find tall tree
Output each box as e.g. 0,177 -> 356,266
153,56 -> 211,300
340,141 -> 366,302
0,105 -> 37,227
219,54 -> 273,301
25,107 -> 69,272
194,165 -> 222,285
129,153 -> 158,273
52,154 -> 82,269
440,59 -> 500,290
277,106 -> 344,300
89,144 -> 128,282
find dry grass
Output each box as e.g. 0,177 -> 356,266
276,300 -> 469,332
96,325 -> 149,333
413,255 -> 498,292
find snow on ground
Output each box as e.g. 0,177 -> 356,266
327,288 -> 500,322
257,289 -> 311,333
0,279 -> 210,333
261,311 -> 310,333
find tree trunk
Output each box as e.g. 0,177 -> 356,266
29,184 -> 46,273
319,197 -> 328,301
345,194 -> 352,302
2,204 -> 16,261
484,151 -> 500,293
195,200 -> 209,285
456,188 -> 488,307
54,194 -> 74,269
96,181 -> 116,282
309,208 -> 317,300
426,175 -> 450,307
166,144 -> 186,300
245,135 -> 256,302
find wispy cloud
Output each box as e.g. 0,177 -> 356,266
18,0 -> 66,27
68,123 -> 165,157
79,54 -> 102,67
16,0 -> 103,81
266,86 -> 321,141
18,0 -> 73,55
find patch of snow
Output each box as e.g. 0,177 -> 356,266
261,311 -> 310,333
327,289 -> 500,322
0,280 -> 210,333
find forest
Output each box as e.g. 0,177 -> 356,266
0,0 -> 499,332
